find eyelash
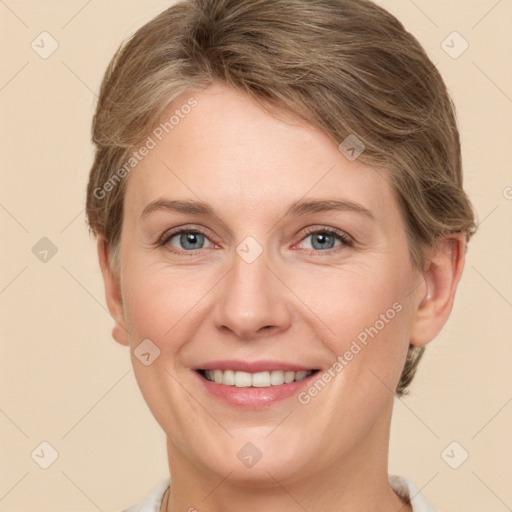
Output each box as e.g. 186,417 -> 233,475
157,224 -> 354,255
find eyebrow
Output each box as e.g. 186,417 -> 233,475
140,198 -> 375,221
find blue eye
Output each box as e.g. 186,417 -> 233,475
163,230 -> 214,251
158,225 -> 353,255
303,232 -> 339,250
300,227 -> 353,252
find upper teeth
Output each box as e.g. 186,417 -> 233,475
203,369 -> 313,387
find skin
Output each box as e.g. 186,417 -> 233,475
97,81 -> 466,512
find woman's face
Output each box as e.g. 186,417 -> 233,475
110,82 -> 426,482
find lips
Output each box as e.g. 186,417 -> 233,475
194,369 -> 320,409
191,359 -> 321,408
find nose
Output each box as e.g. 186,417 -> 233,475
213,250 -> 292,341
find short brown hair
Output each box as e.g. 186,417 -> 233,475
86,0 -> 478,396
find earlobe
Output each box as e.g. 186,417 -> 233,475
112,321 -> 129,346
96,237 -> 130,347
409,233 -> 466,347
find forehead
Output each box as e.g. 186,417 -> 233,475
124,82 -> 395,225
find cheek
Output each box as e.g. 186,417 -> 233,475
120,263 -> 210,432
121,256 -> 212,343
286,261 -> 413,386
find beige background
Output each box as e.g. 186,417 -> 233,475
0,0 -> 511,510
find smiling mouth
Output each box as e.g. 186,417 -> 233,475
197,369 -> 321,387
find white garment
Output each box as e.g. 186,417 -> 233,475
120,474 -> 438,511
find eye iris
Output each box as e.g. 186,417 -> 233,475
181,232 -> 204,250
311,232 -> 335,250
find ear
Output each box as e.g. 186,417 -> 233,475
96,237 -> 129,346
409,233 -> 467,347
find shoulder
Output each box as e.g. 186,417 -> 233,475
117,477 -> 170,512
389,474 -> 439,512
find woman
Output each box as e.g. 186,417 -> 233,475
86,0 -> 477,510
